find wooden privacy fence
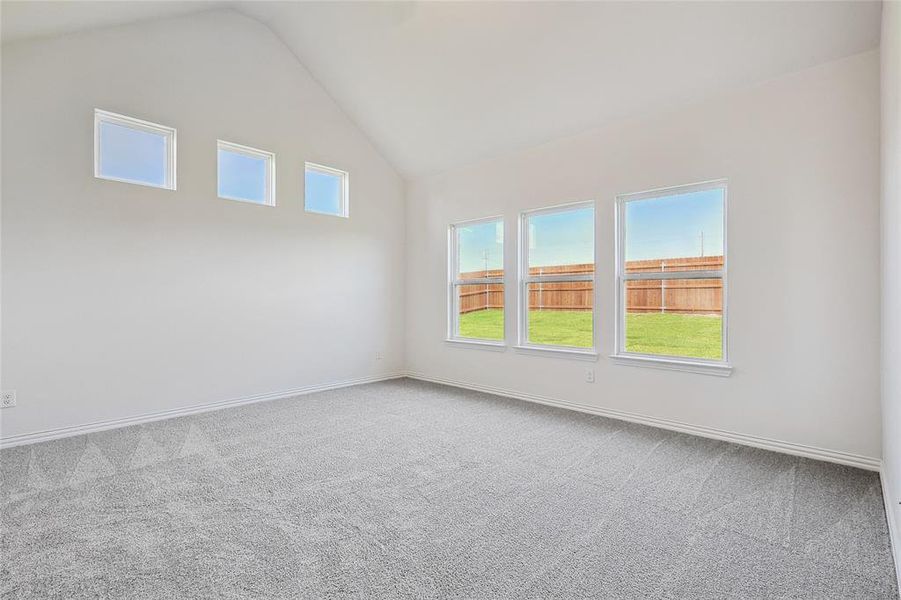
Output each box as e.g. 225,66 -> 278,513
457,255 -> 723,315
625,256 -> 723,315
458,270 -> 505,314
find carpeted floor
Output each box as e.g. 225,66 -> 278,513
1,378 -> 898,599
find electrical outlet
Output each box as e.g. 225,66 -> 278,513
376,351 -> 383,361
1,390 -> 16,408
585,369 -> 595,383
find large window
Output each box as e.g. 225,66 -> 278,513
615,180 -> 729,373
448,218 -> 505,344
305,162 -> 349,217
217,140 -> 275,206
519,203 -> 595,352
94,109 -> 176,190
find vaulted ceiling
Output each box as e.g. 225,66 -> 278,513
2,1 -> 882,178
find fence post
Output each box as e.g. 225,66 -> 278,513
661,261 -> 666,314
538,267 -> 543,311
482,255 -> 489,311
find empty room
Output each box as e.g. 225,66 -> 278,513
1,0 -> 900,598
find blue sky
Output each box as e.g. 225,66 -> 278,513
458,190 -> 723,272
625,189 -> 724,261
218,149 -> 267,203
305,169 -> 342,214
458,220 -> 504,273
457,208 -> 595,273
99,121 -> 166,186
528,206 -> 594,268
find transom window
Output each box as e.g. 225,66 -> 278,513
217,140 -> 275,206
305,162 -> 349,218
448,217 -> 505,343
94,109 -> 176,190
519,202 -> 595,351
615,180 -> 728,371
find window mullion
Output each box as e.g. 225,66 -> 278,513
456,278 -> 503,285
622,270 -> 723,281
524,274 -> 593,284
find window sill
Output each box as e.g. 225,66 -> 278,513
445,338 -> 507,352
514,345 -> 598,361
609,353 -> 732,377
218,194 -> 276,207
95,173 -> 176,191
305,209 -> 349,219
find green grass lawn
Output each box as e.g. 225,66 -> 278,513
625,312 -> 722,359
528,310 -> 593,348
458,309 -> 722,359
457,308 -> 506,341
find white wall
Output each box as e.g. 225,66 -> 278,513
0,10 -> 406,439
406,51 -> 882,461
0,9 -> 887,472
881,0 -> 901,572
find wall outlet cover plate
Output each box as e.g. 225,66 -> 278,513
1,390 -> 17,408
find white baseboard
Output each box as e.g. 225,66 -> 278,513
3,368 -> 895,585
0,373 -> 405,449
881,466 -> 901,594
1,369 -> 885,474
404,372 -> 883,472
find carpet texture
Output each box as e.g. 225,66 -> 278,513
1,379 -> 898,599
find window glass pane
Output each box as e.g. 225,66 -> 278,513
527,281 -> 593,348
305,168 -> 344,215
624,188 -> 724,272
457,220 -> 503,278
527,206 -> 594,272
218,148 -> 267,204
624,278 -> 723,359
456,283 -> 504,340
98,121 -> 167,186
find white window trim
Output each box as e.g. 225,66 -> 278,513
612,179 -> 731,376
513,344 -> 598,361
94,109 -> 176,190
217,140 -> 276,207
305,162 -> 350,218
445,338 -> 507,351
447,215 -> 506,348
517,200 -> 598,358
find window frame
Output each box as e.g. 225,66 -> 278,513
516,200 -> 598,360
94,109 -> 176,190
304,162 -> 350,218
612,179 -> 731,376
216,139 -> 276,207
446,216 -> 506,349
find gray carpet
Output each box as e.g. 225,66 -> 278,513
1,378 -> 898,599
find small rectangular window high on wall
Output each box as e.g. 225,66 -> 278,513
217,140 -> 276,206
94,109 -> 176,190
518,203 -> 596,354
614,180 -> 730,376
448,217 -> 505,345
305,162 -> 349,217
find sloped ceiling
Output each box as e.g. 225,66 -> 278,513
0,1 -> 225,43
2,1 -> 882,178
